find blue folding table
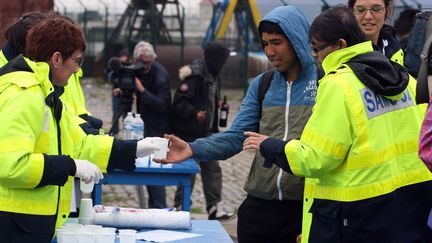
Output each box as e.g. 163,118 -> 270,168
52,219 -> 233,243
136,220 -> 233,242
93,159 -> 199,211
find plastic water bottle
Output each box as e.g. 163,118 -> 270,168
123,112 -> 134,140
132,113 -> 144,140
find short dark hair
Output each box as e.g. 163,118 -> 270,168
348,0 -> 393,19
5,12 -> 48,55
26,15 -> 86,62
348,0 -> 391,8
258,21 -> 286,39
310,5 -> 366,46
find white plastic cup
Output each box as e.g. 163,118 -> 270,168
80,179 -> 95,193
78,229 -> 96,243
84,224 -> 103,231
78,217 -> 94,225
95,231 -> 116,243
151,137 -> 169,159
78,198 -> 94,225
118,229 -> 137,243
99,227 -> 117,233
135,156 -> 149,167
149,154 -> 162,168
60,223 -> 82,230
57,231 -> 78,243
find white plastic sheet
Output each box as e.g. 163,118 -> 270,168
94,206 -> 191,230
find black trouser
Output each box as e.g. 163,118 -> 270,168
174,160 -> 222,209
0,211 -> 56,243
308,181 -> 432,243
237,195 -> 302,243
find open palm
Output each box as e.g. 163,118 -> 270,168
154,134 -> 192,164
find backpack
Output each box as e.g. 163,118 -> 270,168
406,11 -> 432,104
258,70 -> 275,119
405,12 -> 432,77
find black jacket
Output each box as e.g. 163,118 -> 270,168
136,61 -> 171,137
377,25 -> 402,61
172,58 -> 220,142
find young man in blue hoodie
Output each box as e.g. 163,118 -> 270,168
158,6 -> 317,242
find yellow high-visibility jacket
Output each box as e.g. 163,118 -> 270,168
62,68 -> 91,117
288,41 -> 430,200
0,50 -> 7,66
390,48 -> 404,65
0,56 -> 113,229
1,50 -> 90,127
292,42 -> 431,242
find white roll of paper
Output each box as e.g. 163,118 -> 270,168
94,206 -> 191,230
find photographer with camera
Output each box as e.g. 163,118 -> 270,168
107,50 -> 131,136
133,41 -> 171,208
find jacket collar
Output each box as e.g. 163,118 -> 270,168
0,55 -> 55,99
22,56 -> 55,99
1,42 -> 18,62
321,41 -> 373,76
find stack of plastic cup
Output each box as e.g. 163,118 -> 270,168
95,227 -> 117,243
118,229 -> 137,243
84,224 -> 103,231
57,224 -> 117,243
78,198 -> 95,225
56,230 -> 78,243
98,227 -> 117,234
60,223 -> 83,230
77,229 -> 96,243
56,224 -> 82,243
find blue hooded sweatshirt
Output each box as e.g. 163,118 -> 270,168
190,5 -> 317,201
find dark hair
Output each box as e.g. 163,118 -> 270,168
5,12 -> 48,55
310,5 -> 366,46
26,15 -> 86,62
348,0 -> 393,19
258,21 -> 286,39
347,0 -> 391,8
394,8 -> 419,37
204,41 -> 230,75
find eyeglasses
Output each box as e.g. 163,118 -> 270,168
353,5 -> 385,16
71,56 -> 85,68
312,42 -> 333,54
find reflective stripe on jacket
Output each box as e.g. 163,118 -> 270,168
0,57 -> 113,229
286,42 -> 431,202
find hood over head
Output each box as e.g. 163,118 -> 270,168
204,41 -> 230,76
260,5 -> 315,76
346,51 -> 409,97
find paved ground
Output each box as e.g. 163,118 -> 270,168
82,79 -> 253,242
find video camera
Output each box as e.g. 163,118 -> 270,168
107,57 -> 145,91
107,57 -> 146,132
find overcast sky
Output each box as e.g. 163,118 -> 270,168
55,0 -> 200,14
56,0 -> 432,22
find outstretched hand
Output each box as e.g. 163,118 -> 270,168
153,134 -> 193,164
243,131 -> 269,150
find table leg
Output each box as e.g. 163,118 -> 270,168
182,184 -> 191,211
136,185 -> 147,208
93,183 -> 102,205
